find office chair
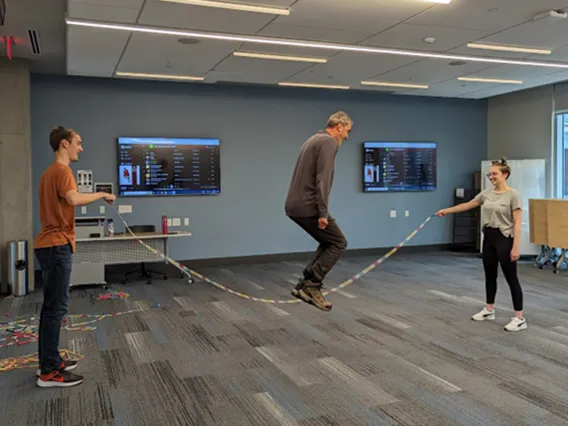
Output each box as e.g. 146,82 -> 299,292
120,225 -> 169,285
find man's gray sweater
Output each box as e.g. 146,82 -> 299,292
285,131 -> 338,218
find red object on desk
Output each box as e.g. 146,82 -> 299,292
162,216 -> 168,234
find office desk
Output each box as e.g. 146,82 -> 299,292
71,231 -> 192,287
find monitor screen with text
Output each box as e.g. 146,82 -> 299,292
363,141 -> 436,192
117,137 -> 221,196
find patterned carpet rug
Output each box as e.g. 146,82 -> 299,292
1,252 -> 568,426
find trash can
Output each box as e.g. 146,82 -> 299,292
8,240 -> 28,297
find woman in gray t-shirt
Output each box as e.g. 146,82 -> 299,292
436,159 -> 526,332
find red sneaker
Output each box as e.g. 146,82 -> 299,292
36,359 -> 78,377
37,369 -> 83,388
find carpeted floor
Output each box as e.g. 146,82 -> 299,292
2,252 -> 568,425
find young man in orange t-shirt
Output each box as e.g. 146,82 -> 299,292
35,126 -> 115,388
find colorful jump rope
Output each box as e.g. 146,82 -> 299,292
0,208 -> 435,372
0,306 -> 160,372
0,350 -> 84,373
111,203 -> 436,304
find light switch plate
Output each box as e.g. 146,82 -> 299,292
167,218 -> 172,227
81,206 -> 87,214
405,210 -> 409,217
173,218 -> 181,226
100,206 -> 105,214
118,205 -> 132,214
390,210 -> 396,218
184,218 -> 189,226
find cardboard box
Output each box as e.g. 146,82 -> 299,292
529,198 -> 568,247
529,199 -> 549,245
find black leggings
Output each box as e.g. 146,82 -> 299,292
482,227 -> 523,311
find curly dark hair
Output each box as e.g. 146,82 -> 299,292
49,126 -> 75,152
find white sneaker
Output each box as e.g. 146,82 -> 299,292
504,317 -> 527,332
471,307 -> 495,321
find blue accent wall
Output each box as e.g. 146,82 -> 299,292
31,74 -> 487,261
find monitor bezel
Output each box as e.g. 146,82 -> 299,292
362,140 -> 437,193
116,136 -> 222,197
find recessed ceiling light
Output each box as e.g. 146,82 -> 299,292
467,42 -> 551,55
458,76 -> 523,84
160,0 -> 290,15
65,18 -> 568,70
360,81 -> 429,89
233,51 -> 327,63
115,72 -> 205,81
278,82 -> 349,90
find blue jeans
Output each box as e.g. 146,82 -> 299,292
35,243 -> 72,374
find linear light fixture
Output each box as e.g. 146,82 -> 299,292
360,81 -> 429,89
467,42 -> 551,55
278,82 -> 349,90
66,18 -> 568,70
160,0 -> 290,15
424,0 -> 451,3
115,71 -> 205,81
458,76 -> 523,84
233,51 -> 327,63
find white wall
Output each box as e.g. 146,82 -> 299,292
487,85 -> 555,196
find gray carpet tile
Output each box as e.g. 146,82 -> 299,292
2,252 -> 568,425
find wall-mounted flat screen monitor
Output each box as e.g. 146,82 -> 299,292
117,137 -> 220,196
363,141 -> 436,192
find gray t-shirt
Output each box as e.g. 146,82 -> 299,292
474,188 -> 522,237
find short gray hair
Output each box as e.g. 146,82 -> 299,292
326,111 -> 352,128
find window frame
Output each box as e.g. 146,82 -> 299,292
554,111 -> 568,198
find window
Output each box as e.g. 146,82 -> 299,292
555,113 -> 568,197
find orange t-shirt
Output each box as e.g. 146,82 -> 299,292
34,162 -> 78,252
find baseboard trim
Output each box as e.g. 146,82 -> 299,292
105,243 -> 452,275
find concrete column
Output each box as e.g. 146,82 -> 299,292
0,58 -> 35,293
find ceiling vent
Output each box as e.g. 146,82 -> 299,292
27,29 -> 41,55
177,37 -> 200,45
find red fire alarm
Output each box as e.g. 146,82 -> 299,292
6,35 -> 12,59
